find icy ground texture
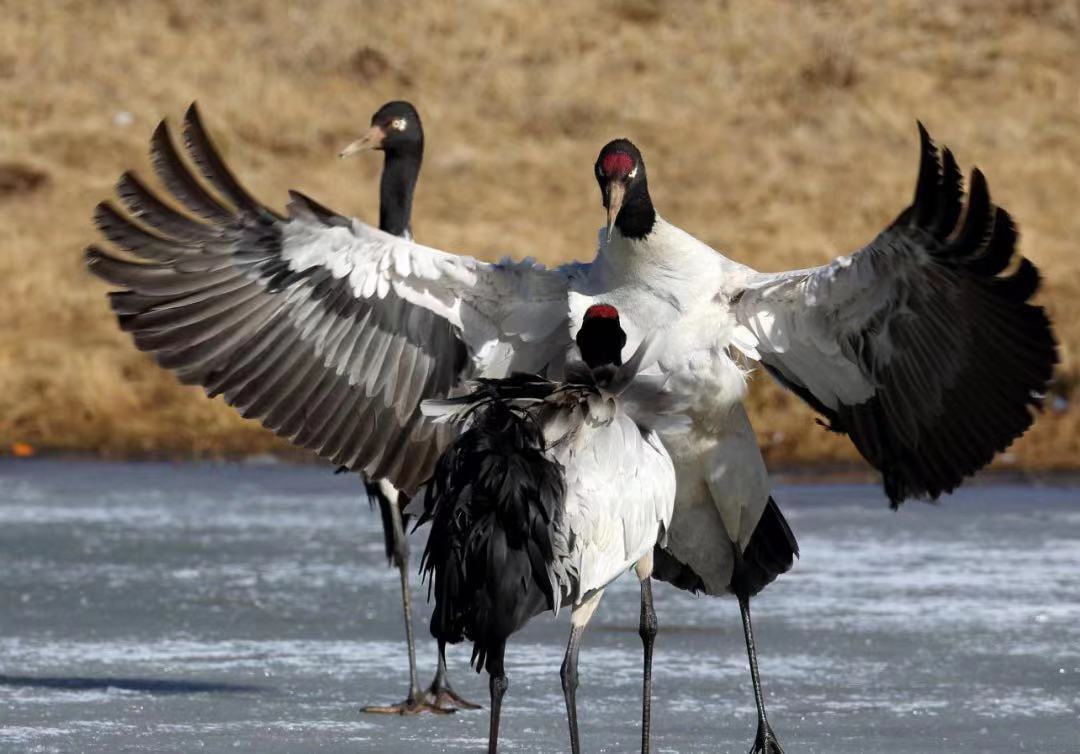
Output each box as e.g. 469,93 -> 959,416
1,460 -> 1078,753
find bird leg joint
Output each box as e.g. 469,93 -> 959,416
560,653 -> 579,694
639,610 -> 658,642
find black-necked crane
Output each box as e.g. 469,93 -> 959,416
578,132 -> 1056,752
85,105 -> 1056,752
416,304 -> 682,754
337,100 -> 477,713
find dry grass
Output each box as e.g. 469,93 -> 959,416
2,0 -> 1079,469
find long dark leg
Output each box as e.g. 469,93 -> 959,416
561,592 -> 602,754
638,577 -> 657,754
738,592 -> 783,754
424,640 -> 481,710
363,488 -> 449,714
487,644 -> 508,754
560,624 -> 586,754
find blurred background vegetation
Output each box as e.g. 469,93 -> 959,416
2,0 -> 1077,469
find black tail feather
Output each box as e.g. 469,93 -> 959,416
654,497 -> 798,599
651,545 -> 706,594
732,497 -> 799,600
418,397 -> 565,674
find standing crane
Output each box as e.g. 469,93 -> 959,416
338,100 -> 477,713
417,304 -> 684,754
576,131 -> 1055,752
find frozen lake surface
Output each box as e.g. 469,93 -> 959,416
1,459 -> 1078,753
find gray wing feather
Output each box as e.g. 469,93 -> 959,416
85,106 -> 470,494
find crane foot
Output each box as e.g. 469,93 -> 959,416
748,724 -> 784,754
362,696 -> 455,716
424,681 -> 482,711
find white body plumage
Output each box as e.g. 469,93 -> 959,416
549,396 -> 676,603
568,218 -> 771,593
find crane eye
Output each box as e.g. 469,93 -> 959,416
628,166 -> 638,179
390,118 -> 407,131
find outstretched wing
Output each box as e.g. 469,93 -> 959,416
86,104 -> 571,494
731,124 -> 1057,506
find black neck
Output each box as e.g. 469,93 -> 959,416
378,148 -> 422,237
615,179 -> 656,240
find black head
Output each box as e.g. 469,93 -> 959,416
576,304 -> 627,369
339,100 -> 423,158
369,100 -> 423,153
595,139 -> 654,241
339,101 -> 424,237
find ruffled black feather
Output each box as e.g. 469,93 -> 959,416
418,391 -> 566,674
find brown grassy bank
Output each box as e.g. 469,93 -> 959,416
1,0 -> 1078,469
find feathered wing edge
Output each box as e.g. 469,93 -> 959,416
845,124 -> 1058,505
85,103 -> 466,495
740,123 -> 1058,506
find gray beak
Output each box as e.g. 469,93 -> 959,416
338,124 -> 386,158
605,180 -> 626,243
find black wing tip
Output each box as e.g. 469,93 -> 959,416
907,127 -> 1022,281
180,102 -> 284,222
115,169 -> 146,201
150,118 -> 173,147
931,147 -> 964,234
965,207 -> 1018,278
916,120 -> 931,148
1001,257 -> 1042,302
84,244 -> 129,284
85,243 -> 125,266
964,168 -> 990,221
968,167 -> 988,199
994,205 -> 1017,238
91,200 -> 113,229
182,100 -> 217,148
940,147 -> 960,182
84,244 -> 105,266
906,124 -> 1001,251
911,121 -> 943,227
115,168 -> 158,201
182,103 -> 203,140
